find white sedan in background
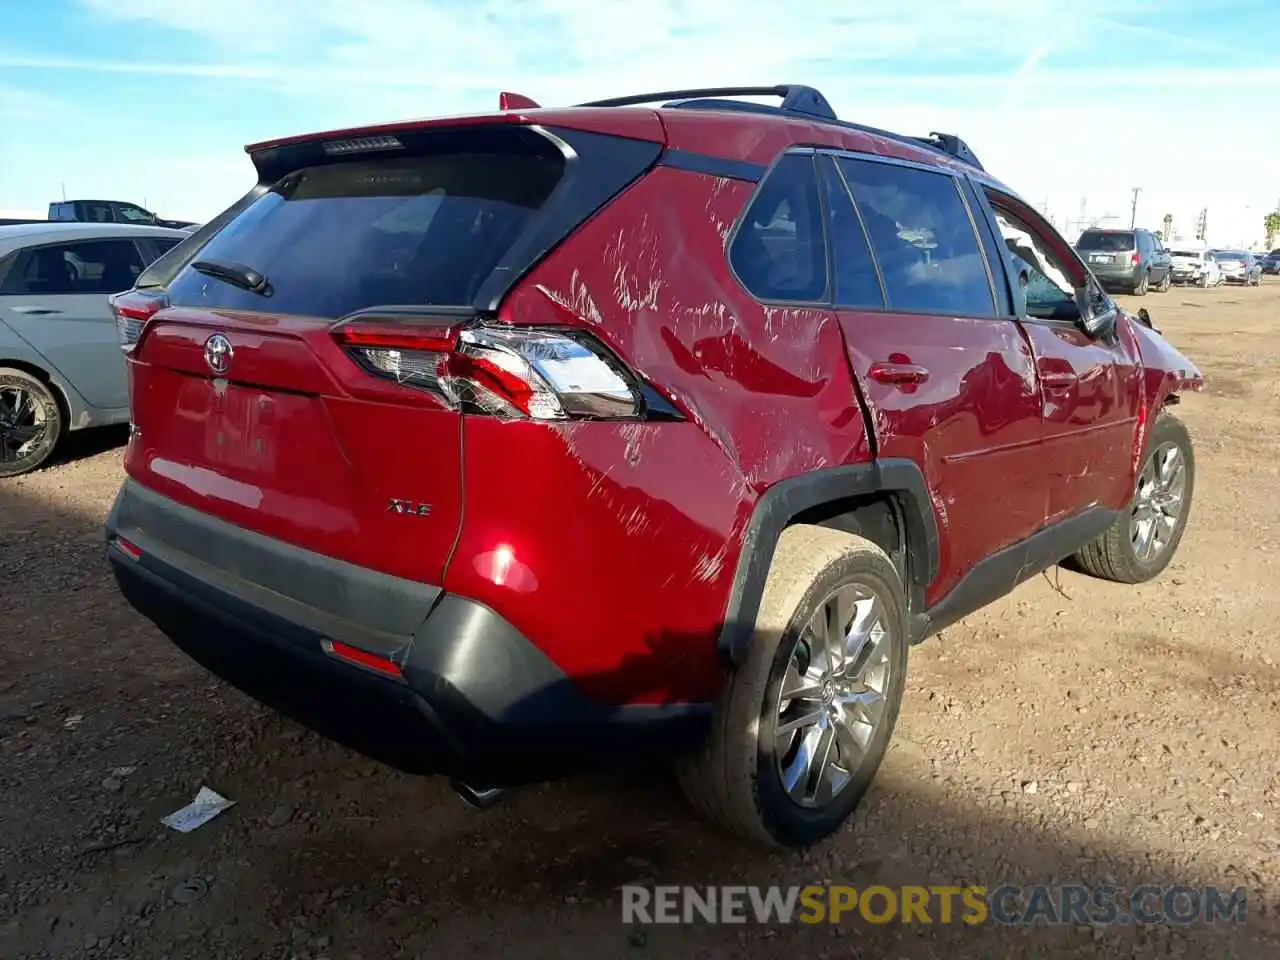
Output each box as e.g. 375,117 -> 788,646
1168,247 -> 1222,287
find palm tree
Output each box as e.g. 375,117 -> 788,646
1265,211 -> 1280,250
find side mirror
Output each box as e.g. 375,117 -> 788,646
1076,288 -> 1117,338
1082,303 -> 1117,338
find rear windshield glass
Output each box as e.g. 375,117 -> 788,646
166,151 -> 564,317
1214,251 -> 1248,259
1169,250 -> 1201,258
1077,231 -> 1135,251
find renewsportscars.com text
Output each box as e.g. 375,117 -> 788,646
621,884 -> 1248,926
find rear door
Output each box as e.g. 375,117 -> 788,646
973,186 -> 1141,520
810,151 -> 1045,606
0,236 -> 146,409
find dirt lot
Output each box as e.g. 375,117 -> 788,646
2,281 -> 1279,960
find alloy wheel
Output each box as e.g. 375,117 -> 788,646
1129,441 -> 1188,563
773,583 -> 894,809
0,384 -> 48,467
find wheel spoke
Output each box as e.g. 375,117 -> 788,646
780,657 -> 824,702
843,597 -> 883,678
781,723 -> 823,798
823,587 -> 858,673
776,705 -> 824,738
1134,517 -> 1156,560
808,720 -> 839,804
841,687 -> 886,727
5,423 -> 42,445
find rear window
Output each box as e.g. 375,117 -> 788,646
1169,250 -> 1201,258
166,150 -> 565,317
1077,231 -> 1135,252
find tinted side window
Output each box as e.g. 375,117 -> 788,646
0,239 -> 146,296
817,156 -> 884,309
150,237 -> 182,258
837,158 -> 996,317
729,153 -> 827,303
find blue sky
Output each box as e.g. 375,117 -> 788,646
2,0 -> 1278,246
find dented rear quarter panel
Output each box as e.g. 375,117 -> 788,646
445,166 -> 871,706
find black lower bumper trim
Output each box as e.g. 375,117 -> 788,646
106,492 -> 710,786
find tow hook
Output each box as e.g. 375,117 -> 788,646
450,779 -> 509,810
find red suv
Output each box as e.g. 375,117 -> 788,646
105,85 -> 1204,849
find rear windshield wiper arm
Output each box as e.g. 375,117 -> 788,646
191,258 -> 272,296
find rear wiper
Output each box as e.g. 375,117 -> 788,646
191,258 -> 271,296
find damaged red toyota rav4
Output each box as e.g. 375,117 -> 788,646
106,84 -> 1203,849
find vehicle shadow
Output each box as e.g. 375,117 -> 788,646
50,423 -> 129,467
0,482 -> 1276,960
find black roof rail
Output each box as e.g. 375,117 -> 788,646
574,84 -> 985,172
577,85 -> 838,122
916,132 -> 984,171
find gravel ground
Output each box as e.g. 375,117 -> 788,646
2,282 -> 1278,959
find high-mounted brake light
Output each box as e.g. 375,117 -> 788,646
322,135 -> 404,156
109,290 -> 169,353
331,318 -> 680,422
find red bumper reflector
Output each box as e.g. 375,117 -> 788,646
323,640 -> 403,677
114,537 -> 143,560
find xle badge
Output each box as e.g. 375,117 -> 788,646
388,499 -> 432,517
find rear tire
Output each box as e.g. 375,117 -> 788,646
1071,413 -> 1194,584
1133,271 -> 1149,296
0,367 -> 64,478
677,524 -> 909,849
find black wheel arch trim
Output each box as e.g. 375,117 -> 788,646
718,458 -> 940,663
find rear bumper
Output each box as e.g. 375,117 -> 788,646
105,480 -> 709,786
1089,264 -> 1141,287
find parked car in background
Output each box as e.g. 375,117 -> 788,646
1075,227 -> 1172,295
0,222 -> 188,476
1168,246 -> 1222,287
1257,250 -> 1280,275
48,199 -> 197,230
1210,249 -> 1263,286
103,82 -> 1204,849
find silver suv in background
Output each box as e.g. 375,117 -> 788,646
1075,227 -> 1173,295
0,222 -> 188,476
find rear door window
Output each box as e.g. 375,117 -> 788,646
835,157 -> 996,317
166,149 -> 567,318
728,153 -> 828,303
816,155 -> 884,309
0,239 -> 147,295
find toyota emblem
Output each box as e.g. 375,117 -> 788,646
204,334 -> 233,376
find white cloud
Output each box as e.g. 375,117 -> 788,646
3,0 -> 1276,241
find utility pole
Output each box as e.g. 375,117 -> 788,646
60,182 -> 66,201
1129,187 -> 1142,229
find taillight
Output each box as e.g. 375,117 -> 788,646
1130,252 -> 1141,265
109,290 -> 169,353
332,318 -> 681,421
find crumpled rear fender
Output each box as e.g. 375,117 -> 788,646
1125,309 -> 1205,407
